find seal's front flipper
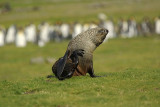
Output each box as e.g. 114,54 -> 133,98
88,63 -> 106,78
70,49 -> 84,64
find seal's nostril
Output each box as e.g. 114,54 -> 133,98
99,29 -> 109,33
106,29 -> 109,33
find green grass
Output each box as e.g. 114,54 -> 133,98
0,0 -> 160,26
0,36 -> 160,107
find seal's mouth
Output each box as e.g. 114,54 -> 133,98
101,36 -> 106,41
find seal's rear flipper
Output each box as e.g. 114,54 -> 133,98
56,50 -> 70,80
47,75 -> 55,78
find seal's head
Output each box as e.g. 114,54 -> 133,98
67,27 -> 109,53
88,27 -> 108,47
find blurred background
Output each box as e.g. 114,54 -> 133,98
0,0 -> 160,81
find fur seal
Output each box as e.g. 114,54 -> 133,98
51,27 -> 108,80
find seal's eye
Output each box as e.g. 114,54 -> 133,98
98,29 -> 104,34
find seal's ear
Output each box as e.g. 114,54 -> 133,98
56,50 -> 70,80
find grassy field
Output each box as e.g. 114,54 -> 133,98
0,0 -> 160,106
0,0 -> 160,26
0,36 -> 160,107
